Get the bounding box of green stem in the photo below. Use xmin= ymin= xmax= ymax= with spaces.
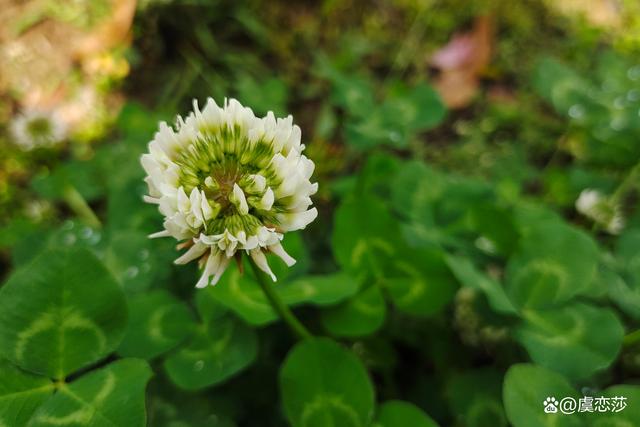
xmin=62 ymin=185 xmax=101 ymax=229
xmin=611 ymin=161 xmax=640 ymax=204
xmin=249 ymin=260 xmax=312 ymax=340
xmin=623 ymin=329 xmax=640 ymax=348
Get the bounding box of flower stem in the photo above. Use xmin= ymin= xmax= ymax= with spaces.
xmin=623 ymin=329 xmax=640 ymax=348
xmin=611 ymin=161 xmax=640 ymax=204
xmin=249 ymin=260 xmax=312 ymax=340
xmin=62 ymin=185 xmax=101 ymax=229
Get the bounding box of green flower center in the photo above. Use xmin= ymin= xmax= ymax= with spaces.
xmin=174 ymin=126 xmax=283 ymax=234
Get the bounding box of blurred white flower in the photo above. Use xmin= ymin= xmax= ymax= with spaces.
xmin=576 ymin=189 xmax=625 ymax=234
xmin=142 ymin=98 xmax=318 ymax=288
xmin=9 ymin=109 xmax=67 ymax=150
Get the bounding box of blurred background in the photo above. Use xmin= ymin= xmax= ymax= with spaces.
xmin=2 ymin=0 xmax=640 ymax=426
xmin=1 ymin=0 xmax=640 ymax=228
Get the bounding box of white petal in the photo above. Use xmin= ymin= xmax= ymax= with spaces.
xmin=269 ymin=242 xmax=296 ymax=267
xmin=231 ymin=183 xmax=249 ymax=215
xmin=195 ymin=252 xmax=219 ymax=288
xmin=200 ymin=191 xmax=215 ymax=220
xmin=224 ymin=240 xmax=238 ymax=257
xmin=286 ymin=125 xmax=302 ymax=153
xmin=310 ymin=182 xmax=319 ymax=195
xmin=202 ymin=98 xmax=222 ymax=127
xmin=243 ymin=235 xmax=259 ymax=250
xmin=249 ymin=249 xmax=276 ymax=281
xmin=199 ymin=233 xmax=223 ymax=245
xmin=210 ymin=255 xmax=232 ymax=286
xmin=174 ymin=242 xmax=208 ymax=265
xmin=576 ymin=189 xmax=601 ymax=214
xmin=250 ymin=174 xmax=267 ymax=192
xmin=279 ymin=208 xmax=318 ymax=231
xmin=259 ymin=188 xmax=275 ymax=210
xmin=257 ymin=226 xmax=272 ymax=244
xmin=143 ymin=195 xmax=160 ymax=204
xmin=149 ymin=230 xmax=171 ymax=238
xmin=177 ymin=186 xmax=190 ymax=212
xmin=300 ymin=155 xmax=315 ymax=180
xmin=189 ymin=188 xmax=203 ymax=222
xmin=204 ymin=176 xmax=216 ymax=188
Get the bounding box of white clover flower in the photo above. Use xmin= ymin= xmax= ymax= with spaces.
xmin=576 ymin=189 xmax=624 ymax=234
xmin=142 ymin=98 xmax=318 ymax=288
xmin=9 ymin=109 xmax=67 ymax=150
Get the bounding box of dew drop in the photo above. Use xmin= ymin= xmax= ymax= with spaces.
xmin=89 ymin=231 xmax=102 ymax=245
xmin=141 ymin=263 xmax=151 ymax=273
xmin=88 ymin=232 xmax=102 ymax=245
xmin=62 ymin=220 xmax=75 ymax=231
xmin=63 ymin=233 xmax=77 ymax=246
xmin=125 ymin=266 xmax=139 ymax=279
xmin=613 ymin=96 xmax=626 ymax=109
xmin=627 ymin=90 xmax=640 ymax=102
xmin=80 ymin=227 xmax=94 ymax=239
xmin=627 ymin=65 xmax=640 ymax=81
xmin=568 ymin=104 xmax=585 ymax=119
xmin=388 ymin=131 xmax=401 ymax=143
xmin=193 ymin=360 xmax=205 ymax=371
xmin=610 ymin=117 xmax=626 ymax=131
xmin=475 ymin=236 xmax=497 ymax=254
xmin=139 ymin=249 xmax=150 ymax=260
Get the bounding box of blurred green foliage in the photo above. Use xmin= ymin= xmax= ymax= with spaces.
xmin=1 ymin=0 xmax=640 ymax=426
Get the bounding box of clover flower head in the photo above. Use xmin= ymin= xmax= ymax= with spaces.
xmin=142 ymin=98 xmax=318 ymax=288
xmin=576 ymin=189 xmax=624 ymax=234
xmin=10 ymin=109 xmax=67 ymax=150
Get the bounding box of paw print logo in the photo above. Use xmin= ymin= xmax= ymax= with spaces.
xmin=544 ymin=397 xmax=559 ymax=414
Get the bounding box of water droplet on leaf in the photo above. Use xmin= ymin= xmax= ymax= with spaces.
xmin=80 ymin=227 xmax=94 ymax=239
xmin=610 ymin=117 xmax=626 ymax=131
xmin=63 ymin=233 xmax=76 ymax=246
xmin=388 ymin=131 xmax=401 ymax=143
xmin=627 ymin=65 xmax=640 ymax=81
xmin=568 ymin=104 xmax=585 ymax=119
xmin=87 ymin=232 xmax=102 ymax=245
xmin=125 ymin=266 xmax=139 ymax=279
